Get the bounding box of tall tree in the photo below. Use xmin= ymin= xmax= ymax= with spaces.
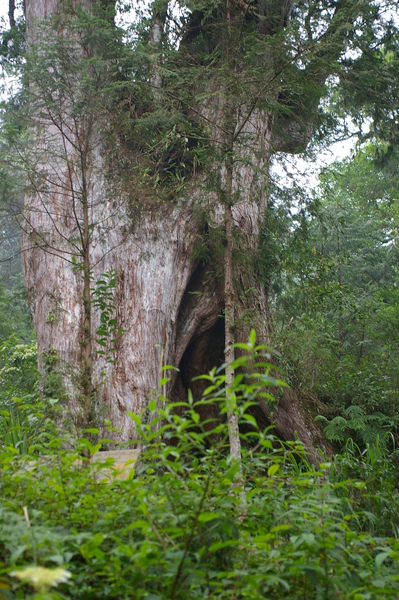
xmin=19 ymin=0 xmax=394 ymax=453
xmin=21 ymin=0 xmax=123 ymax=428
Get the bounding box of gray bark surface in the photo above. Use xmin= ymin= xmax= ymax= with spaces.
xmin=23 ymin=0 xmax=331 ymax=458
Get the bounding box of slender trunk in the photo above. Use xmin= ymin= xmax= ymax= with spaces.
xmin=337 ymin=234 xmax=343 ymax=361
xmin=357 ymin=323 xmax=365 ymax=364
xmin=80 ymin=121 xmax=93 ymax=427
xmin=9 ymin=0 xmax=15 ymax=28
xmin=224 ymin=146 xmax=242 ymax=462
xmin=224 ymin=141 xmax=247 ymax=515
xmin=149 ymin=4 xmax=167 ymax=103
xmin=82 ymin=235 xmax=92 ymax=426
xmin=223 ymin=0 xmax=242 ymax=464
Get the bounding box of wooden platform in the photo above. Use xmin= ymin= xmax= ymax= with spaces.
xmin=91 ymin=449 xmax=141 ymax=482
xmin=24 ymin=449 xmax=141 ymax=483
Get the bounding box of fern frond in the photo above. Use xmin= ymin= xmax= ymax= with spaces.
xmin=345 ymin=405 xmax=365 ymax=419
xmin=362 ymin=425 xmax=381 ymax=446
xmin=324 ymin=416 xmax=349 ymax=442
xmin=315 ymin=415 xmax=329 ymax=424
xmin=365 ymin=413 xmax=390 ymax=424
xmin=349 ymin=417 xmax=366 ymax=431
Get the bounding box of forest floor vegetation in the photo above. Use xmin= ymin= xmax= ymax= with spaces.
xmin=1 ymin=336 xmax=399 ymax=599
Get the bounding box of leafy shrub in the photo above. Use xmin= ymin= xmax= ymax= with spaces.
xmin=316 ymin=405 xmax=392 ymax=447
xmin=0 ymin=337 xmax=57 ymax=455
xmin=0 ymin=337 xmax=38 ymax=404
xmin=1 ymin=337 xmax=399 ymax=599
xmin=331 ymin=437 xmax=399 ymax=537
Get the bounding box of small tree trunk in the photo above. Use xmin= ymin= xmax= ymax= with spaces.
xmin=149 ymin=3 xmax=167 ymax=103
xmin=82 ymin=244 xmax=93 ymax=426
xmin=9 ymin=0 xmax=16 ymax=28
xmin=80 ymin=120 xmax=93 ymax=428
xmin=223 ymin=0 xmax=242 ymax=464
xmin=224 ymin=147 xmax=242 ymax=463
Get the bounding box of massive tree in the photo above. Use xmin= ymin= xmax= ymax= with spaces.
xmin=20 ymin=0 xmax=388 ymax=454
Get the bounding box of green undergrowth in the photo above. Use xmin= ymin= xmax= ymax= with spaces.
xmin=1 ymin=337 xmax=399 ymax=599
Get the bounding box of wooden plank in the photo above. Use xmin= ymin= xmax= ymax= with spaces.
xmin=24 ymin=449 xmax=141 ymax=483
xmin=91 ymin=449 xmax=140 ymax=482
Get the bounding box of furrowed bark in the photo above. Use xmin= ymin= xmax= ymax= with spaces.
xmin=22 ymin=0 xmax=348 ymax=460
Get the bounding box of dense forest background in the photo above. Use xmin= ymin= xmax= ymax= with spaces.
xmin=2 ymin=1 xmax=399 ymax=598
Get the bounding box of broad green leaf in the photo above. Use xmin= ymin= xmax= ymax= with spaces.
xmin=268 ymin=464 xmax=280 ymax=476
xmin=198 ymin=512 xmax=220 ymax=523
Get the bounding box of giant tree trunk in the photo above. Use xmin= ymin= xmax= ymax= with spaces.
xmin=22 ymin=0 xmax=331 ymax=458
